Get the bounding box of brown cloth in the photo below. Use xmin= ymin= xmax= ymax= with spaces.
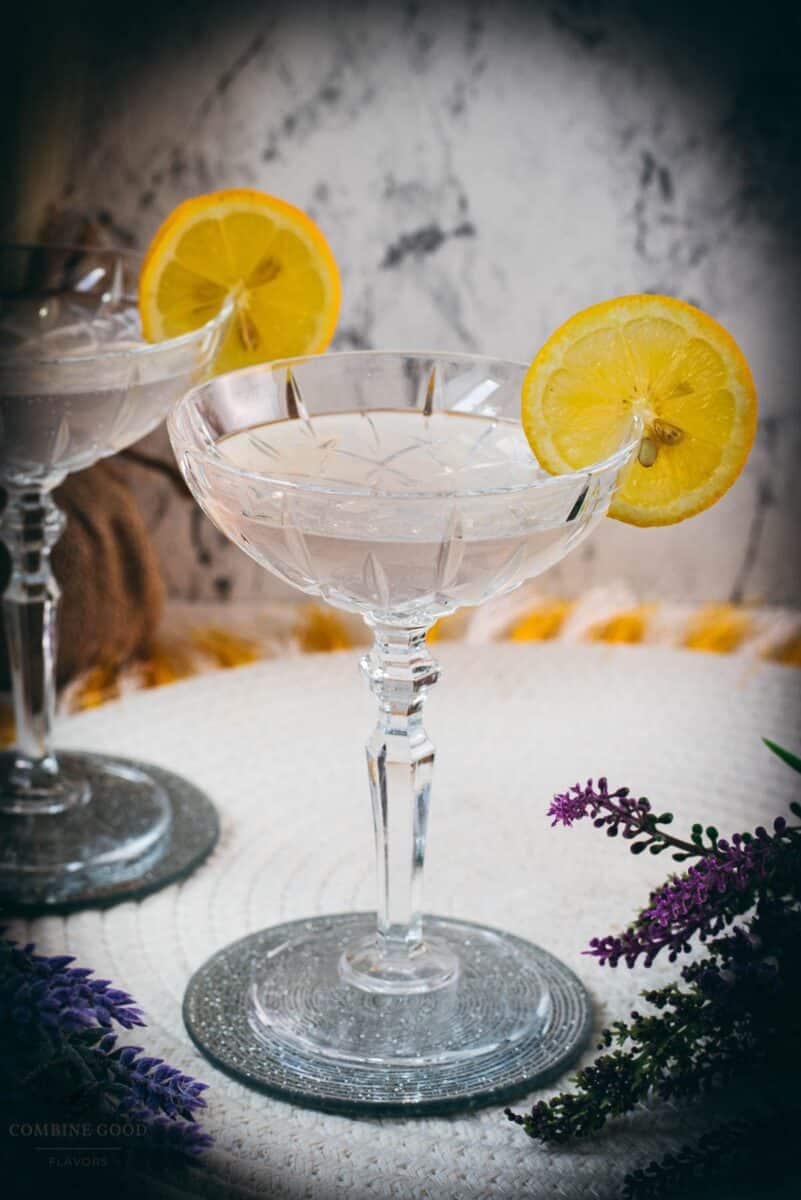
xmin=0 ymin=462 xmax=165 ymax=689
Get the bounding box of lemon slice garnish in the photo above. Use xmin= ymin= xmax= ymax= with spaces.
xmin=139 ymin=188 xmax=340 ymax=372
xmin=522 ymin=294 xmax=757 ymax=526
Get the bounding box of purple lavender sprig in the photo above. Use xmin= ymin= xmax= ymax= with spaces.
xmin=549 ymin=778 xmax=801 ymax=967
xmin=548 ymin=777 xmax=699 ymax=857
xmin=0 ymin=932 xmax=212 ymax=1158
xmin=70 ymin=1028 xmax=209 ymax=1125
xmin=507 ymin=739 xmax=801 ymax=1200
xmin=589 ymin=820 xmax=795 ymax=967
xmin=0 ymin=937 xmax=145 ymax=1034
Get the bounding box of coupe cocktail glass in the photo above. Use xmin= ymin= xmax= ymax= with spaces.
xmin=0 ymin=244 xmax=228 ymax=908
xmin=172 ymin=351 xmax=638 ymax=1111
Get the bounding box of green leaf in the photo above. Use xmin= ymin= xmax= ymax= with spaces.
xmin=763 ymin=738 xmax=801 ymax=775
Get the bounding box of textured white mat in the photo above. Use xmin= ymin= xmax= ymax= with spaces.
xmin=8 ymin=644 xmax=800 ymax=1199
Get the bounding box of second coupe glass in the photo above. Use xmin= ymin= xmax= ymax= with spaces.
xmin=0 ymin=245 xmax=228 ymax=908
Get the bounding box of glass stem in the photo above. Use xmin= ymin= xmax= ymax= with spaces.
xmin=0 ymin=485 xmax=69 ymax=810
xmin=361 ymin=622 xmax=439 ymax=958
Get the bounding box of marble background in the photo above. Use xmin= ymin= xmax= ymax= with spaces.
xmin=26 ymin=0 xmax=801 ymax=604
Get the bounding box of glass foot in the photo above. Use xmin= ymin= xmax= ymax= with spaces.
xmin=184 ymin=912 xmax=592 ymax=1114
xmin=0 ymin=750 xmax=90 ymax=815
xmin=339 ymin=930 xmax=459 ymax=994
xmin=0 ymin=752 xmax=219 ymax=910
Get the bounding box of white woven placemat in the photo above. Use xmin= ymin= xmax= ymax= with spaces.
xmin=8 ymin=644 xmax=800 ymax=1199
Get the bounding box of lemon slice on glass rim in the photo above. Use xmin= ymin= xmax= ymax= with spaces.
xmin=138 ymin=188 xmax=341 ymax=374
xmin=521 ymin=294 xmax=758 ymax=526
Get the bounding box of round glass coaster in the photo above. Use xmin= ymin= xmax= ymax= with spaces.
xmin=0 ymin=752 xmax=219 ymax=912
xmin=184 ymin=912 xmax=593 ymax=1115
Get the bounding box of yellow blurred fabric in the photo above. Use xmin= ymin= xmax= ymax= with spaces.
xmin=0 ymin=598 xmax=798 ymax=746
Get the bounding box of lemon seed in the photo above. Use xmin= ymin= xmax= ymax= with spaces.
xmin=653 ymin=418 xmax=684 ymax=445
xmin=638 ymin=437 xmax=658 ymax=467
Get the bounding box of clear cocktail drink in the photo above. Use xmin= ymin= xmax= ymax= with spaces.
xmin=1 ymin=297 xmax=196 ymax=485
xmin=206 ymin=408 xmax=602 ymax=620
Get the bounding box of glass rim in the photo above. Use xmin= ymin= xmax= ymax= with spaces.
xmin=0 ymin=242 xmax=233 ymax=368
xmin=173 ymin=349 xmax=641 ymax=501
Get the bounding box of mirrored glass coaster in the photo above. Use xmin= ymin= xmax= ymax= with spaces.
xmin=0 ymin=754 xmax=219 ymax=913
xmin=183 ymin=912 xmax=593 ymax=1115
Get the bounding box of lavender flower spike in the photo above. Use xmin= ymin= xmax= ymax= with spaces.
xmin=587 ymin=830 xmax=783 ymax=967
xmin=546 ymin=779 xmax=801 ymax=968
xmin=548 ymin=778 xmax=666 ymax=844
xmin=76 ymin=1029 xmax=210 ymax=1124
xmin=549 ymin=778 xmax=628 ymax=827
xmin=1 ymin=935 xmax=145 ymax=1034
xmin=0 ymin=932 xmax=213 ymax=1158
